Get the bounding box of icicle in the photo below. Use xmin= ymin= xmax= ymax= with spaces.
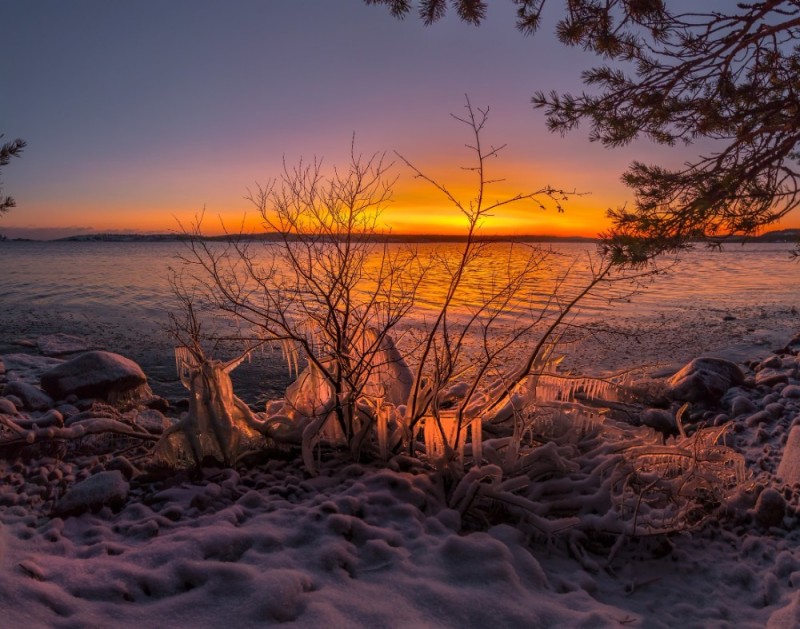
xmin=471 ymin=416 xmax=482 ymax=463
xmin=174 ymin=346 xmax=198 ymax=390
xmin=423 ymin=411 xmax=461 ymax=462
xmin=280 ymin=339 xmax=300 ymax=378
xmin=376 ymin=403 xmax=389 ymax=461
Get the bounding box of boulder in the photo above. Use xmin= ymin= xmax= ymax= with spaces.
xmin=41 ymin=351 xmax=147 ymax=400
xmin=667 ymin=357 xmax=745 ymax=404
xmin=2 ymin=381 xmax=54 ymax=411
xmin=53 ymin=470 xmax=129 ymax=516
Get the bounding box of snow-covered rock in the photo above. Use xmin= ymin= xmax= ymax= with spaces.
xmin=754 ymin=487 xmax=786 ymax=528
xmin=40 ymin=351 xmax=148 ymax=400
xmin=53 ymin=470 xmax=130 ymax=516
xmin=667 ymin=357 xmax=745 ymax=404
xmin=2 ymin=381 xmax=54 ymax=411
xmin=729 ymin=395 xmax=757 ymax=416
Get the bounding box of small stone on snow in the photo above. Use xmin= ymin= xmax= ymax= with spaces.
xmin=53 ymin=470 xmax=130 ymax=516
xmin=754 ymin=488 xmax=786 ymax=528
xmin=667 ymin=357 xmax=745 ymax=404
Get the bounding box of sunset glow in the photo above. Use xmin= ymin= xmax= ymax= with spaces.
xmin=5 ymin=1 xmax=797 ymax=240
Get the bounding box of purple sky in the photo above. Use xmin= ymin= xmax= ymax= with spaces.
xmin=3 ymin=0 xmax=791 ymax=239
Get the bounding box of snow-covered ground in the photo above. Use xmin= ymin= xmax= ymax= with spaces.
xmin=1 ymin=324 xmax=800 ymax=628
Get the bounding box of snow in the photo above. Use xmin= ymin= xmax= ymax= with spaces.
xmin=1 ymin=329 xmax=800 ymax=627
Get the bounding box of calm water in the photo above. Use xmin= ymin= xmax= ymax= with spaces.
xmin=1 ymin=240 xmax=798 ymax=402
xmin=1 ymin=240 xmax=798 ymax=318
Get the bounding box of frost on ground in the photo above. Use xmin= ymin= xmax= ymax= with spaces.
xmin=1 ymin=330 xmax=800 ymax=627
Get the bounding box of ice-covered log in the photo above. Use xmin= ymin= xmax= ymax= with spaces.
xmin=154 ymin=352 xmax=268 ymax=468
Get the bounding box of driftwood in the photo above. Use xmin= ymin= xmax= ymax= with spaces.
xmin=0 ymin=415 xmax=158 ymax=448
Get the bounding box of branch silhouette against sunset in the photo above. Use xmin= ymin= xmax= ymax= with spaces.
xmin=2 ymin=3 xmax=800 ymax=627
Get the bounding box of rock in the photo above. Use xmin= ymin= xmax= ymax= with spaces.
xmin=765 ymin=402 xmax=785 ymax=418
xmin=778 ymin=426 xmax=800 ymax=486
xmin=759 ymin=355 xmax=783 ymax=370
xmin=667 ymin=357 xmax=745 ymax=404
xmin=41 ymin=351 xmax=148 ymax=400
xmin=0 ymin=397 xmax=18 ymax=415
xmin=105 ymin=456 xmax=138 ymax=480
xmin=640 ymin=408 xmax=676 ymax=434
xmin=3 ymin=395 xmax=23 ymax=410
xmin=2 ymin=381 xmax=54 ymax=411
xmin=133 ymin=408 xmax=170 ymax=434
xmin=55 ymin=403 xmax=81 ymax=419
xmin=782 ymin=385 xmax=800 ymax=399
xmin=0 ymin=358 xmax=5 ymax=376
xmin=729 ymin=395 xmax=757 ymax=416
xmin=53 ymin=470 xmax=129 ymax=516
xmin=145 ymin=396 xmax=170 ymax=413
xmin=745 ymin=410 xmax=772 ymax=428
xmin=0 ymin=353 xmax=64 ymax=385
xmin=756 ymin=369 xmax=789 ymax=387
xmin=754 ymin=487 xmax=786 ymax=528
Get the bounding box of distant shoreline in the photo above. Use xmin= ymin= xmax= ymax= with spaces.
xmin=4 ymin=232 xmax=601 ymax=244
xmin=2 ymin=228 xmax=798 ymax=244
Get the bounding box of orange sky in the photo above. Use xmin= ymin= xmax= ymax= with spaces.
xmin=3 ymin=2 xmax=800 ymax=240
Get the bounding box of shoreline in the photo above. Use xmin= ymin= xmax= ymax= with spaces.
xmin=0 ymin=326 xmax=799 ymax=626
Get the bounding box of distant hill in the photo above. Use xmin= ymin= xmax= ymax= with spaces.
xmin=25 ymin=227 xmax=799 ymax=244
xmin=753 ymin=228 xmax=800 ymax=242
xmin=52 ymin=232 xmax=600 ymax=244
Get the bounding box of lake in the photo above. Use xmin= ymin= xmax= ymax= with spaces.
xmin=2 ymin=240 xmax=799 ymax=405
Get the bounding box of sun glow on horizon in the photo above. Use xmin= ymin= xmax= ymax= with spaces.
xmin=6 ymin=159 xmax=800 ymax=240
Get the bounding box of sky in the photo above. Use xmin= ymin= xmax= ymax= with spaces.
xmin=2 ymin=0 xmax=798 ymax=239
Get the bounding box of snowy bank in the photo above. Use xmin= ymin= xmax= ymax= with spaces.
xmin=1 ymin=331 xmax=800 ymax=627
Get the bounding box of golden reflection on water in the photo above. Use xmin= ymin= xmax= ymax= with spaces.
xmin=1 ymin=241 xmax=799 ymax=326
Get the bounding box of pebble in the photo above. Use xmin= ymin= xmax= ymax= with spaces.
xmin=0 ymin=397 xmax=18 ymax=415
xmin=730 ymin=395 xmax=757 ymax=416
xmin=782 ymin=385 xmax=800 ymax=399
xmin=765 ymin=403 xmax=785 ymax=418
xmin=756 ymin=369 xmax=789 ymax=387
